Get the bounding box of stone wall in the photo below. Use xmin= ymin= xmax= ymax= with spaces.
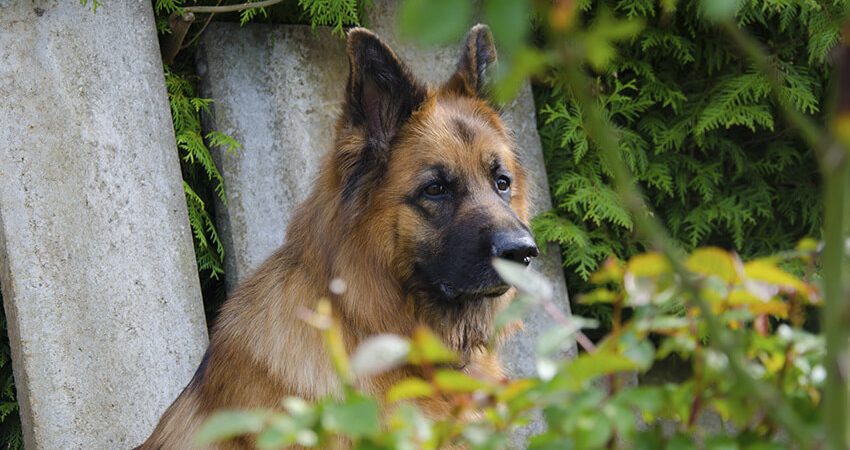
xmin=0 ymin=2 xmax=207 ymax=448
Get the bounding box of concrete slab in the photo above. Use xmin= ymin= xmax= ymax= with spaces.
xmin=0 ymin=2 xmax=208 ymax=448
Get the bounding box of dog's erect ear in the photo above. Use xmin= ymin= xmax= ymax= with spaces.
xmin=340 ymin=28 xmax=427 ymax=204
xmin=344 ymin=28 xmax=426 ymax=140
xmin=443 ymin=24 xmax=497 ymax=99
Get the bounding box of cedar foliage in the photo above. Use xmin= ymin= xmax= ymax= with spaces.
xmin=0 ymin=290 xmax=21 ymax=450
xmin=165 ymin=68 xmax=239 ymax=280
xmin=533 ymin=0 xmax=840 ymax=300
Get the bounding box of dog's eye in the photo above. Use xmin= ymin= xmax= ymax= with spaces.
xmin=423 ymin=182 xmax=446 ymax=198
xmin=496 ymin=176 xmax=511 ymax=192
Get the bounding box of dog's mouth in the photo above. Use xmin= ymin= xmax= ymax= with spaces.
xmin=437 ymin=282 xmax=511 ymax=302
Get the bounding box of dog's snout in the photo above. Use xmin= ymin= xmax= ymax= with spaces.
xmin=490 ymin=231 xmax=539 ymax=266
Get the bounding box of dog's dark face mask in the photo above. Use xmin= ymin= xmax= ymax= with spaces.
xmin=337 ymin=25 xmax=536 ymax=320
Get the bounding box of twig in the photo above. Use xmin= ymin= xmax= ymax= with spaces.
xmin=162 ymin=12 xmax=195 ymax=65
xmin=541 ymin=296 xmax=597 ymax=353
xmin=182 ymin=0 xmax=283 ymax=14
xmin=181 ymin=2 xmax=220 ymax=50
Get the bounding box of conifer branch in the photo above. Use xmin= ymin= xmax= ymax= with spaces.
xmin=719 ymin=20 xmax=835 ymax=171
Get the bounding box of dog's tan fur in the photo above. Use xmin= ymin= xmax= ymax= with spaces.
xmin=139 ymin=25 xmax=530 ymax=449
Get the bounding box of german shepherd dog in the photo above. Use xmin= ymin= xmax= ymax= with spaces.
xmin=139 ymin=24 xmax=538 ymax=449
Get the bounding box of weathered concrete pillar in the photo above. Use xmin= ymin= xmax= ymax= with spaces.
xmin=0 ymin=2 xmax=208 ymax=448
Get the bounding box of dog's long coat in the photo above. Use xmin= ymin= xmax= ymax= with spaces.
xmin=139 ymin=24 xmax=537 ymax=449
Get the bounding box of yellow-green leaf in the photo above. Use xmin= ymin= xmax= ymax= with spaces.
xmin=322 ymin=395 xmax=381 ymax=438
xmin=728 ymin=288 xmax=765 ymax=305
xmin=686 ymin=247 xmax=738 ymax=283
xmin=796 ymin=237 xmax=819 ymax=253
xmin=589 ymin=256 xmax=624 ymax=284
xmin=749 ymin=300 xmax=789 ymax=318
xmin=434 ymin=370 xmax=489 ymax=393
xmin=387 ymin=378 xmax=435 ymax=403
xmin=579 ymin=288 xmax=617 ymax=304
xmin=744 ymin=260 xmax=811 ymax=296
xmin=195 ymin=410 xmax=270 ymax=445
xmin=497 ymin=379 xmax=537 ymax=402
xmin=626 ymin=252 xmax=671 ymax=278
xmin=408 ymin=327 xmax=458 ymax=365
xmin=492 ymin=258 xmax=553 ymax=300
xmin=554 ymin=352 xmax=638 ymax=391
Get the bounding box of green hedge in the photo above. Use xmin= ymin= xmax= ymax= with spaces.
xmin=533 ymin=1 xmax=840 ymax=303
xmin=0 ymin=290 xmax=21 ymax=450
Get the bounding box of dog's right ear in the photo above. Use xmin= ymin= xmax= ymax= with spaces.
xmin=443 ymin=24 xmax=497 ymax=100
xmin=339 ymin=28 xmax=427 ymax=205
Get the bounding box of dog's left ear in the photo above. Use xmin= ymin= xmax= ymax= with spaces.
xmin=443 ymin=24 xmax=498 ymax=99
xmin=344 ymin=29 xmax=427 ymax=144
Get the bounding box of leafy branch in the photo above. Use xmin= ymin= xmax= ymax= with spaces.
xmin=555 ymin=51 xmax=816 ymax=446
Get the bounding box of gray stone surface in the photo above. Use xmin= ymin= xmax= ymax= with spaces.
xmin=0 ymin=2 xmax=208 ymax=448
xmin=199 ymin=0 xmax=573 ymax=425
xmin=197 ymin=25 xmax=349 ymax=291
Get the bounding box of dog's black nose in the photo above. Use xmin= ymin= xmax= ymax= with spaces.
xmin=491 ymin=231 xmax=539 ymax=266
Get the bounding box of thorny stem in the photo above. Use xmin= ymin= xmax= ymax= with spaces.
xmin=687 ymin=308 xmax=704 ymax=430
xmin=555 ymin=46 xmax=815 ymax=445
xmin=605 ymin=298 xmax=624 ymax=399
xmin=542 ymin=295 xmax=596 ymax=352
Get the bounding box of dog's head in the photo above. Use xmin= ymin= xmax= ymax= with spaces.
xmin=332 ymin=25 xmax=536 ymax=349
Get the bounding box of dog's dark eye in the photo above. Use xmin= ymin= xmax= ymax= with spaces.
xmin=424 ymin=182 xmax=446 ymax=198
xmin=496 ymin=176 xmax=511 ymax=192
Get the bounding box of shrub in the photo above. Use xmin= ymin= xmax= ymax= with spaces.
xmin=532 ymin=0 xmax=841 ymax=300
xmin=196 ymin=249 xmax=826 ymax=449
